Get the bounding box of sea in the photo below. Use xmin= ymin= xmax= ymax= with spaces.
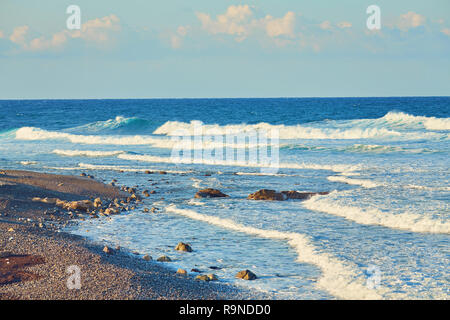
xmin=0 ymin=97 xmax=448 ymax=299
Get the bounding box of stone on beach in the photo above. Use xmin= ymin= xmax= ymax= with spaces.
xmin=64 ymin=200 xmax=94 ymax=212
xmin=175 ymin=242 xmax=193 ymax=252
xmin=93 ymin=198 xmax=102 ymax=208
xmin=143 ymin=254 xmax=152 ymax=261
xmin=157 ymin=255 xmax=172 ymax=262
xmin=195 ymin=275 xmax=210 ymax=281
xmin=104 ymin=208 xmax=118 ymax=215
xmin=177 ymin=269 xmax=187 ymax=275
xmin=0 ymin=251 xmax=12 ymax=258
xmin=103 ymin=246 xmax=114 ymax=255
xmin=194 ymin=188 xmax=229 ymax=199
xmin=207 ymin=274 xmax=218 ymax=281
xmin=235 ymin=270 xmax=257 ymax=280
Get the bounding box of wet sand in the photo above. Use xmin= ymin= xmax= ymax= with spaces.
xmin=0 ymin=170 xmax=249 ymax=300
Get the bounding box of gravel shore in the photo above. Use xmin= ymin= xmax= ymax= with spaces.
xmin=0 ymin=170 xmax=252 ymax=300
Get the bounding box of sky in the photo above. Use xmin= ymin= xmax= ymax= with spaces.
xmin=0 ymin=0 xmax=449 ymax=99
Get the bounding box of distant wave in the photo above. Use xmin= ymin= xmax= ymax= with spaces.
xmin=166 ymin=205 xmax=384 ymax=299
xmin=381 ymin=111 xmax=450 ymax=131
xmin=15 ymin=127 xmax=165 ymax=146
xmin=154 ymin=120 xmax=402 ymax=140
xmin=281 ymin=144 xmax=441 ymax=154
xmin=303 ymin=192 xmax=450 ymax=234
xmin=53 ymin=149 xmax=125 ymax=157
xmin=153 ymin=111 xmax=449 ymax=140
xmin=69 ymin=116 xmax=153 ymax=133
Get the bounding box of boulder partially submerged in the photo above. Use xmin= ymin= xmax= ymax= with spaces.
xmin=175 ymin=242 xmax=193 ymax=252
xmin=247 ymin=189 xmax=284 ymax=201
xmin=235 ymin=270 xmax=257 ymax=280
xmin=281 ymin=190 xmax=329 ymax=200
xmin=194 ymin=188 xmax=229 ymax=199
xmin=248 ymin=189 xmax=329 ymax=201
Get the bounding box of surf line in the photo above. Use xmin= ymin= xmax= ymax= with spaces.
xmin=166 ymin=205 xmax=385 ymax=300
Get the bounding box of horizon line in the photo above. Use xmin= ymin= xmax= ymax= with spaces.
xmin=1 ymin=95 xmax=449 ymax=101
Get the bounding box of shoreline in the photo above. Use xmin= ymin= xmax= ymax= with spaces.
xmin=0 ymin=170 xmax=253 ymax=300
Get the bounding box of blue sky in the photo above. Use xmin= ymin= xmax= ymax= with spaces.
xmin=0 ymin=0 xmax=449 ymax=98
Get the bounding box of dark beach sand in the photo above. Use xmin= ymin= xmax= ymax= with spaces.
xmin=0 ymin=170 xmax=249 ymax=300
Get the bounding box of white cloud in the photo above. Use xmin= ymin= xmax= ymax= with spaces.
xmin=397 ymin=12 xmax=426 ymax=31
xmin=320 ymin=21 xmax=352 ymax=31
xmin=10 ymin=25 xmax=29 ymax=45
xmin=196 ymin=5 xmax=296 ymax=42
xmin=337 ymin=21 xmax=352 ymax=29
xmin=264 ymin=12 xmax=295 ymax=38
xmin=170 ymin=35 xmax=182 ymax=49
xmin=71 ymin=14 xmax=121 ymax=43
xmin=196 ymin=5 xmax=252 ymax=37
xmin=177 ymin=26 xmax=189 ymax=37
xmin=9 ymin=15 xmax=121 ymax=52
xmin=169 ymin=25 xmax=190 ymax=49
xmin=28 ymin=31 xmax=68 ymax=51
xmin=441 ymin=28 xmax=450 ymax=36
xmin=319 ymin=21 xmax=332 ymax=30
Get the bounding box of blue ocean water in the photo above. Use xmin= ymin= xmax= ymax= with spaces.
xmin=0 ymin=97 xmax=449 ymax=299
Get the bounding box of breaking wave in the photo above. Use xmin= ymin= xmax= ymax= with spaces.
xmin=303 ymin=192 xmax=450 ymax=234
xmin=53 ymin=149 xmax=125 ymax=157
xmin=166 ymin=205 xmax=384 ymax=300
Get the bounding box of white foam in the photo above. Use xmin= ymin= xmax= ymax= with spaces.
xmin=402 ymin=184 xmax=450 ymax=192
xmin=166 ymin=205 xmax=384 ymax=299
xmin=19 ymin=161 xmax=37 ymax=165
xmin=327 ymin=176 xmax=380 ymax=188
xmin=303 ymin=193 xmax=450 ymax=234
xmin=154 ymin=120 xmax=402 ymax=140
xmin=53 ymin=149 xmax=125 ymax=157
xmin=118 ymin=154 xmax=360 ymax=173
xmin=187 ymin=199 xmax=205 ymax=206
xmin=382 ymin=111 xmax=450 ymax=131
xmin=15 ymin=127 xmax=166 ymax=146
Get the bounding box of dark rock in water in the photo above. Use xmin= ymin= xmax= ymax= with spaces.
xmin=207 ymin=274 xmax=218 ymax=281
xmin=195 ymin=188 xmax=229 ymax=199
xmin=281 ymin=191 xmax=329 ymax=200
xmin=191 ymin=268 xmax=202 ymax=273
xmin=80 ymin=173 xmax=87 ymax=177
xmin=195 ymin=275 xmax=210 ymax=281
xmin=209 ymin=266 xmax=221 ymax=270
xmin=235 ymin=269 xmax=257 ymax=280
xmin=248 ymin=189 xmax=328 ymax=201
xmin=144 ymin=170 xmax=154 ymax=174
xmin=103 ymin=246 xmax=114 ymax=255
xmin=177 ymin=269 xmax=187 ymax=275
xmin=175 ymin=242 xmax=193 ymax=252
xmin=247 ymin=189 xmax=284 ymax=201
xmin=157 ymin=255 xmax=172 ymax=262
xmin=159 ymin=171 xmax=167 ymax=175
xmin=143 ymin=254 xmax=152 ymax=261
